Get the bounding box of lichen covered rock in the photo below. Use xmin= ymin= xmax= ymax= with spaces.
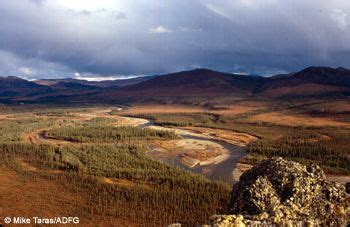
xmin=216 ymin=158 xmax=349 ymax=225
xmin=346 ymin=182 xmax=350 ymax=194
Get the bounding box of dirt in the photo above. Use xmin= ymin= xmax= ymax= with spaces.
xmin=183 ymin=149 xmax=223 ymax=161
xmin=182 ymin=126 xmax=257 ymax=146
xmin=232 ymin=163 xmax=254 ymax=182
xmin=0 ymin=114 xmax=10 ymax=120
xmin=149 ymin=138 xmax=229 ymax=168
xmin=23 ymin=127 xmax=77 ymax=146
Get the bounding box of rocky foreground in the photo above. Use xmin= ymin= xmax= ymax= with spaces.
xmin=211 ymin=158 xmax=349 ymax=226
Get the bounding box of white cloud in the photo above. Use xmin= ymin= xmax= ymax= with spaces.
xmin=18 ymin=66 xmax=34 ymax=75
xmin=149 ymin=26 xmax=172 ymax=34
xmin=331 ymin=9 xmax=348 ymax=30
xmin=204 ymin=3 xmax=230 ymax=19
xmin=74 ymin=74 xmax=145 ymax=81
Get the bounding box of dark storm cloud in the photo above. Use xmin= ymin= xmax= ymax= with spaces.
xmin=0 ymin=0 xmax=350 ymax=79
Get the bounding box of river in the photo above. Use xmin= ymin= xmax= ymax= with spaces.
xmin=136 ymin=117 xmax=247 ymax=185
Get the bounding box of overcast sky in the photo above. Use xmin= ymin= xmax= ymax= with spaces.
xmin=0 ymin=0 xmax=350 ymax=80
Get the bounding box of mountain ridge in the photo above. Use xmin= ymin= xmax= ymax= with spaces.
xmin=34 ymin=76 xmax=156 ymax=88
xmin=0 ymin=66 xmax=349 ymax=103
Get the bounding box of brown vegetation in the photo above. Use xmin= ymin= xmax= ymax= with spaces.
xmin=0 ymin=101 xmax=349 ymax=225
xmin=248 ymin=111 xmax=350 ymax=128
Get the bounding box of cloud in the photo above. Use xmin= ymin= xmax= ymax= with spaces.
xmin=149 ymin=26 xmax=172 ymax=34
xmin=74 ymin=72 xmax=144 ymax=81
xmin=0 ymin=0 xmax=350 ymax=78
xmin=331 ymin=9 xmax=349 ymax=30
xmin=75 ymin=74 xmax=145 ymax=81
xmin=18 ymin=67 xmax=34 ymax=75
xmin=0 ymin=50 xmax=75 ymax=79
xmin=28 ymin=0 xmax=46 ymax=6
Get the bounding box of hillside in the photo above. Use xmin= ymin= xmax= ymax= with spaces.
xmin=92 ymin=69 xmax=266 ymax=103
xmin=0 ymin=76 xmax=53 ymax=102
xmin=122 ymin=69 xmax=264 ymax=94
xmin=0 ymin=76 xmax=101 ymax=103
xmin=34 ymin=76 xmax=155 ymax=88
xmin=91 ymin=67 xmax=350 ymax=103
xmin=259 ymin=67 xmax=350 ymax=98
xmin=0 ymin=66 xmax=350 ymax=104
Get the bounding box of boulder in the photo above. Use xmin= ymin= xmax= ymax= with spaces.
xmin=213 ymin=158 xmax=349 ymax=225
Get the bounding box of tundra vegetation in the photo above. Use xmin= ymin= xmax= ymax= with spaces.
xmin=125 ymin=104 xmax=350 ymax=174
xmin=0 ymin=109 xmax=229 ymax=225
xmin=46 ymin=126 xmax=178 ymax=143
xmin=0 ymin=101 xmax=349 ymax=225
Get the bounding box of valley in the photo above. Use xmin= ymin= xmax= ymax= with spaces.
xmin=2 ymin=1 xmax=350 ymax=224
xmin=0 ymin=66 xmax=350 ymax=225
xmin=11 ymin=107 xmax=255 ymax=185
xmin=0 ymin=96 xmax=349 ymax=225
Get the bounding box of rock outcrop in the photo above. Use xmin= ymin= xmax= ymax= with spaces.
xmin=212 ymin=158 xmax=349 ymax=226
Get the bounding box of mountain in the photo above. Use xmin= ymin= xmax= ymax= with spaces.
xmin=2 ymin=75 xmax=156 ymax=103
xmin=93 ymin=67 xmax=350 ymax=102
xmin=259 ymin=66 xmax=350 ymax=98
xmin=0 ymin=76 xmax=102 ymax=103
xmin=34 ymin=76 xmax=155 ymax=88
xmin=0 ymin=76 xmax=53 ymax=102
xmin=94 ymin=69 xmax=266 ymax=102
xmin=50 ymin=81 xmax=100 ymax=91
xmin=105 ymin=76 xmax=157 ymax=87
xmin=1 ymin=66 xmax=350 ymax=104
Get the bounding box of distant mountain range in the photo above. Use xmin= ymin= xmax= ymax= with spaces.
xmin=34 ymin=76 xmax=156 ymax=88
xmin=0 ymin=66 xmax=349 ymax=104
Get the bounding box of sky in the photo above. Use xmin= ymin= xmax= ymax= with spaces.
xmin=0 ymin=0 xmax=350 ymax=80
